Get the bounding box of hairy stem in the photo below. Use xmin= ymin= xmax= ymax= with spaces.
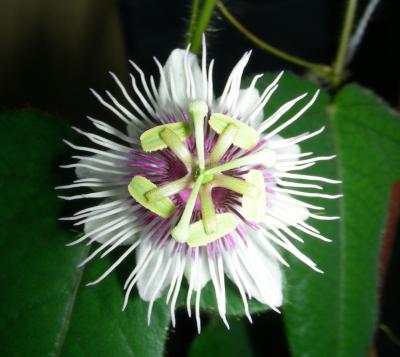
xmin=186 ymin=0 xmax=201 ymax=45
xmin=346 ymin=0 xmax=380 ymax=64
xmin=216 ymin=1 xmax=331 ymax=77
xmin=189 ymin=0 xmax=218 ymax=53
xmin=332 ymin=0 xmax=359 ymax=87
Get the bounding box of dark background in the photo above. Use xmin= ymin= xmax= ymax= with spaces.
xmin=0 ymin=0 xmax=399 ymax=355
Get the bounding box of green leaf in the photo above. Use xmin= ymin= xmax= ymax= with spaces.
xmin=59 ymin=257 xmax=170 ymax=357
xmin=0 ymin=111 xmax=170 ymax=356
xmin=189 ymin=318 xmax=254 ymax=357
xmin=257 ymin=73 xmax=400 ymax=356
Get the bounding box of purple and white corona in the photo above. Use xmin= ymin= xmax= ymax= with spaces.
xmin=59 ymin=38 xmax=340 ymax=332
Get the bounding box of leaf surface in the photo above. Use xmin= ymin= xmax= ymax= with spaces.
xmin=189 ymin=318 xmax=254 ymax=357
xmin=259 ymin=74 xmax=400 ymax=356
xmin=0 ymin=111 xmax=171 ymax=357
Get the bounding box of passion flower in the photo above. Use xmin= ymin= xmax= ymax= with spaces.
xmin=59 ymin=38 xmax=340 ymax=332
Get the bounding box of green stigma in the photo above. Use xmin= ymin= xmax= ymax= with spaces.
xmin=193 ymin=167 xmax=214 ymax=184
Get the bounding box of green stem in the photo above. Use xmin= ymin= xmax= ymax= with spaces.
xmin=331 ymin=0 xmax=358 ymax=87
xmin=216 ymin=1 xmax=331 ymax=77
xmin=186 ymin=0 xmax=200 ymax=45
xmin=379 ymin=324 xmax=400 ymax=348
xmin=190 ymin=0 xmax=218 ymax=53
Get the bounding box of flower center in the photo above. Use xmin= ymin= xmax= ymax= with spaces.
xmin=193 ymin=167 xmax=213 ymax=184
xmin=128 ymin=100 xmax=276 ymax=247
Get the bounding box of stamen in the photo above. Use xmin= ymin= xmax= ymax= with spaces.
xmin=242 ymin=170 xmax=266 ymax=222
xmin=200 ymin=184 xmax=217 ymax=234
xmin=140 ymin=122 xmax=191 ymax=152
xmin=171 ymin=174 xmax=204 ymax=243
xmin=128 ymin=176 xmax=176 ymax=218
xmin=159 ymin=128 xmax=193 ymax=166
xmin=205 ymin=148 xmax=276 ymax=175
xmin=186 ymin=213 xmax=238 ymax=247
xmin=189 ymin=100 xmax=208 ymax=169
xmin=209 ymin=113 xmax=259 ymax=150
xmin=214 ymin=174 xmax=259 ymax=197
xmin=208 ymin=124 xmax=238 ymax=164
xmin=146 ymin=175 xmax=192 ymax=202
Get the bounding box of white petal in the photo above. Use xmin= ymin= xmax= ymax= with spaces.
xmin=234 ymin=87 xmax=263 ymax=126
xmin=136 ymin=241 xmax=175 ymax=301
xmin=267 ymin=134 xmax=301 ymax=157
xmin=265 ymin=135 xmax=302 ymax=176
xmin=268 ymin=191 xmax=310 ymax=224
xmin=225 ymin=233 xmax=283 ymax=307
xmin=184 ymin=248 xmax=211 ymax=291
xmin=158 ymin=49 xmax=204 ymax=113
xmin=126 ymin=122 xmax=145 ymax=144
xmin=83 ymin=200 xmax=138 ymax=245
xmin=75 ymin=151 xmax=130 ymax=183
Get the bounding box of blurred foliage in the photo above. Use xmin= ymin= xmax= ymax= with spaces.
xmin=0 ymin=0 xmax=128 ymax=122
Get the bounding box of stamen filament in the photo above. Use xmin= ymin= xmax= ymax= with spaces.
xmin=146 ymin=175 xmax=192 ymax=202
xmin=205 ymin=148 xmax=276 ymax=175
xmin=171 ymin=174 xmax=204 ymax=243
xmin=160 ymin=128 xmax=193 ymax=166
xmin=200 ymin=184 xmax=217 ymax=234
xmin=189 ymin=100 xmax=208 ymax=169
xmin=214 ymin=174 xmax=259 ymax=197
xmin=208 ymin=124 xmax=238 ymax=164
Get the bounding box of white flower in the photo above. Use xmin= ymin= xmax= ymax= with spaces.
xmin=58 ymin=37 xmax=340 ymax=332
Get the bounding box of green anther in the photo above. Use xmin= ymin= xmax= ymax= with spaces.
xmin=128 ymin=176 xmax=176 ymax=218
xmin=242 ymin=170 xmax=266 ymax=222
xmin=159 ymin=128 xmax=193 ymax=166
xmin=209 ymin=113 xmax=260 ymax=150
xmin=205 ymin=148 xmax=277 ymax=176
xmin=214 ymin=174 xmax=259 ymax=197
xmin=200 ymin=184 xmax=217 ymax=234
xmin=186 ymin=213 xmax=238 ymax=247
xmin=145 ymin=175 xmax=191 ymax=202
xmin=188 ymin=100 xmax=208 ymax=170
xmin=140 ymin=122 xmax=191 ymax=152
xmin=208 ymin=124 xmax=238 ymax=164
xmin=171 ymin=174 xmax=204 ymax=243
